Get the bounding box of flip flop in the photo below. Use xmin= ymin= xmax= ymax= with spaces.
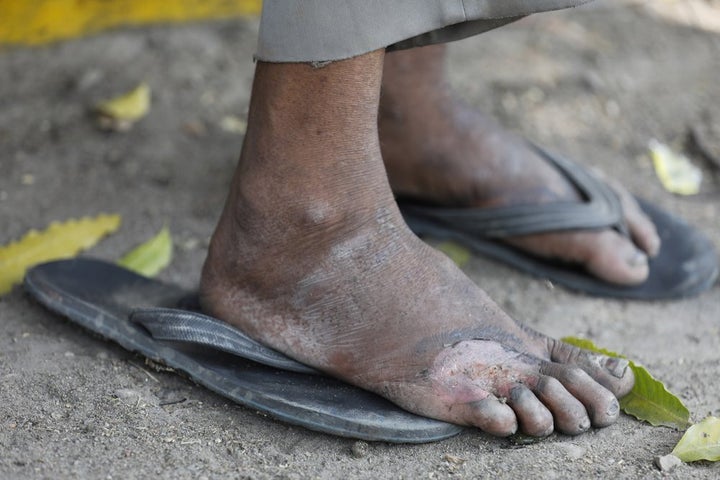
xmin=24 ymin=258 xmax=463 ymax=443
xmin=398 ymin=146 xmax=718 ymax=300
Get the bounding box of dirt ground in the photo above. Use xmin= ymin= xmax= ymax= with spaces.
xmin=1 ymin=1 xmax=719 ymax=478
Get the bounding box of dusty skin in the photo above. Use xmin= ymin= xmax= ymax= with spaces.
xmin=1 ymin=2 xmax=719 ymax=478
xmin=199 ymin=50 xmax=633 ymax=437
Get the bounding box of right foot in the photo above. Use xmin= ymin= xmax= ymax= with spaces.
xmin=200 ymin=53 xmax=634 ymax=437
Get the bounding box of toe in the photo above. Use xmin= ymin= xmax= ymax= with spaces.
xmin=533 ymin=376 xmax=590 ymax=435
xmin=578 ymin=229 xmax=650 ymax=285
xmin=547 ymin=338 xmax=635 ymax=398
xmin=600 ymin=174 xmax=661 ymax=257
xmin=466 ymin=396 xmax=518 ymax=437
xmin=540 ymin=362 xmax=620 ymax=428
xmin=506 ymin=384 xmax=554 ymax=437
xmin=570 ymin=352 xmax=634 ymax=398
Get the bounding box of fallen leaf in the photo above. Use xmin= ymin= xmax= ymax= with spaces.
xmin=95 ymin=83 xmax=151 ymax=131
xmin=620 ymin=365 xmax=691 ymax=429
xmin=649 ymin=139 xmax=702 ymax=195
xmin=118 ymin=226 xmax=173 ymax=277
xmin=219 ymin=115 xmax=247 ymax=134
xmin=436 ymin=242 xmax=471 ymax=267
xmin=672 ymin=416 xmax=720 ymax=462
xmin=443 ymin=454 xmax=466 ymax=465
xmin=562 ymin=336 xmax=690 ymax=429
xmin=0 ymin=214 xmax=121 ymax=295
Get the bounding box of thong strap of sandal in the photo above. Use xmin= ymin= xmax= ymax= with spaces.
xmin=130 ymin=308 xmax=319 ymax=375
xmin=399 ymin=144 xmax=629 ymax=238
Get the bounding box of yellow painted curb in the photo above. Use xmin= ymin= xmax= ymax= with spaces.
xmin=0 ymin=0 xmax=262 ymax=46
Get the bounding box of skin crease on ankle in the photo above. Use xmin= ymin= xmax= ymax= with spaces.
xmin=378 ymin=44 xmax=661 ymax=286
xmin=200 ymin=49 xmax=634 ymax=438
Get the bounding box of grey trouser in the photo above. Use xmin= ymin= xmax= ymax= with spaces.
xmin=256 ymin=0 xmax=592 ymax=62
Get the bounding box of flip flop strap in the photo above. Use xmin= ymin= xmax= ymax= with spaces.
xmin=130 ymin=308 xmax=319 ymax=375
xmin=399 ymin=146 xmax=627 ymax=239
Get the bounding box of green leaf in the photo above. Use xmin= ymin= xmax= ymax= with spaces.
xmin=619 ymin=366 xmax=691 ymax=429
xmin=562 ymin=336 xmax=690 ymax=429
xmin=0 ymin=214 xmax=121 ymax=295
xmin=672 ymin=416 xmax=720 ymax=462
xmin=118 ymin=226 xmax=173 ymax=277
xmin=436 ymin=241 xmax=471 ymax=267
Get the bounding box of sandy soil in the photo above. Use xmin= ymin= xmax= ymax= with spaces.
xmin=1 ymin=1 xmax=719 ymax=478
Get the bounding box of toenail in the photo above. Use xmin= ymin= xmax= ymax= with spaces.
xmin=626 ymin=250 xmax=648 ymax=267
xmin=648 ymin=237 xmax=661 ymax=257
xmin=578 ymin=417 xmax=590 ymax=432
xmin=606 ymin=399 xmax=620 ymax=417
xmin=603 ymin=357 xmax=629 ymax=378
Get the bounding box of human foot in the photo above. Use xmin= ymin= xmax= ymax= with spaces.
xmin=200 ymin=53 xmax=633 ymax=437
xmin=379 ymin=45 xmax=660 ymax=286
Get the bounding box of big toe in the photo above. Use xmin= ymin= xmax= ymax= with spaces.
xmin=582 ymin=230 xmax=650 ymax=285
xmin=508 ymin=229 xmax=650 ymax=286
xmin=547 ymin=338 xmax=635 ymax=398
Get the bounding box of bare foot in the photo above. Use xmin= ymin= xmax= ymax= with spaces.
xmin=380 ymin=45 xmax=660 ymax=285
xmin=200 ymin=52 xmax=633 ymax=437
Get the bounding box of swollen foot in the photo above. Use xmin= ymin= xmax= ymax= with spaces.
xmin=200 ymin=163 xmax=633 ymax=436
xmin=200 ymin=55 xmax=633 ymax=437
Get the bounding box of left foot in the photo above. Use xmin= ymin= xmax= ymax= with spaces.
xmin=200 ymin=53 xmax=634 ymax=437
xmin=379 ymin=45 xmax=661 ymax=286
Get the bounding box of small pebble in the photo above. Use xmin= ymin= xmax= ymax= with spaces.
xmin=351 ymin=441 xmax=369 ymax=458
xmin=654 ymin=454 xmax=682 ymax=472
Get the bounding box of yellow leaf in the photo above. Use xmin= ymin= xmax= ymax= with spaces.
xmin=96 ymin=83 xmax=151 ymax=122
xmin=219 ymin=115 xmax=247 ymax=134
xmin=118 ymin=226 xmax=173 ymax=277
xmin=0 ymin=214 xmax=121 ymax=295
xmin=672 ymin=416 xmax=720 ymax=462
xmin=649 ymin=139 xmax=702 ymax=195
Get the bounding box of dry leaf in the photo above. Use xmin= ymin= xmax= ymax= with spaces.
xmin=95 ymin=83 xmax=151 ymax=131
xmin=0 ymin=214 xmax=121 ymax=294
xmin=649 ymin=139 xmax=702 ymax=195
xmin=219 ymin=115 xmax=247 ymax=134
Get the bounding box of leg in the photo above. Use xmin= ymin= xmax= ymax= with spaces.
xmin=379 ymin=44 xmax=661 ymax=285
xmin=200 ymin=50 xmax=633 ymax=437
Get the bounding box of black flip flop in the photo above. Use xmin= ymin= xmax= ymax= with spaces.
xmin=24 ymin=258 xmax=463 ymax=443
xmin=399 ymin=147 xmax=718 ymax=300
